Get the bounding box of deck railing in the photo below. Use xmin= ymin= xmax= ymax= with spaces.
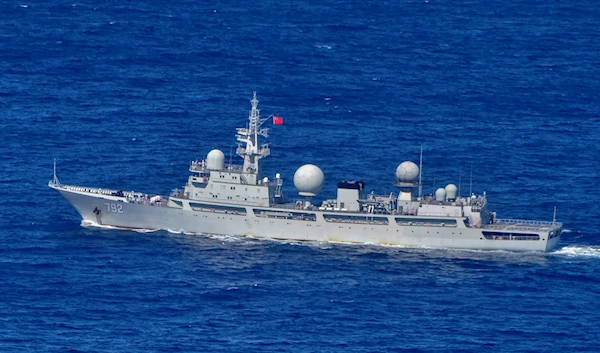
xmin=53 ymin=184 xmax=169 ymax=207
xmin=484 ymin=218 xmax=562 ymax=231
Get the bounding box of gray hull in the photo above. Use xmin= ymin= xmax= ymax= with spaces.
xmin=54 ymin=186 xmax=561 ymax=252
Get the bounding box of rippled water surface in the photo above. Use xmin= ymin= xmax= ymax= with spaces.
xmin=1 ymin=0 xmax=599 ymax=352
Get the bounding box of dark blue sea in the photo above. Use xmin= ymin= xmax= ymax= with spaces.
xmin=2 ymin=0 xmax=600 ymax=352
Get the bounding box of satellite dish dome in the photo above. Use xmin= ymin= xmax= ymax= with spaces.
xmin=435 ymin=188 xmax=447 ymax=202
xmin=445 ymin=184 xmax=457 ymax=200
xmin=395 ymin=161 xmax=420 ymax=182
xmin=206 ymin=149 xmax=225 ymax=170
xmin=294 ymin=164 xmax=324 ymax=197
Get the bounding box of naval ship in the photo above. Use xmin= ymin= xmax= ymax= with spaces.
xmin=49 ymin=93 xmax=563 ymax=252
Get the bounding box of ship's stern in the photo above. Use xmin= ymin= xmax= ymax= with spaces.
xmin=544 ymin=227 xmax=563 ymax=252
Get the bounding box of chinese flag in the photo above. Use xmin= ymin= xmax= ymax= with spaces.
xmin=273 ymin=116 xmax=284 ymax=125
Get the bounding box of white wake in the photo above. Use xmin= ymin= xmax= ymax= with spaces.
xmin=80 ymin=220 xmax=159 ymax=233
xmin=551 ymin=245 xmax=600 ymax=258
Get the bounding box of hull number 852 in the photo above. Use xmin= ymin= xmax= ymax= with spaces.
xmin=105 ymin=203 xmax=124 ymax=214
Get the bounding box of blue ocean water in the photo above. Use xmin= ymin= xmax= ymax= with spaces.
xmin=1 ymin=0 xmax=600 ymax=351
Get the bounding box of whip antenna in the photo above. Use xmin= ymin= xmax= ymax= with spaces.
xmin=53 ymin=158 xmax=60 ymax=185
xmin=469 ymin=162 xmax=473 ymax=196
xmin=418 ymin=145 xmax=423 ymax=199
xmin=458 ymin=165 xmax=462 ymax=197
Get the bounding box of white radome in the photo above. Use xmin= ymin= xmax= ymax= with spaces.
xmin=206 ymin=149 xmax=225 ymax=170
xmin=435 ymin=188 xmax=447 ymax=202
xmin=445 ymin=184 xmax=458 ymax=200
xmin=294 ymin=164 xmax=324 ymax=196
xmin=395 ymin=161 xmax=420 ymax=182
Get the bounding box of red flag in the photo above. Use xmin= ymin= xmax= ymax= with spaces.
xmin=273 ymin=116 xmax=284 ymax=125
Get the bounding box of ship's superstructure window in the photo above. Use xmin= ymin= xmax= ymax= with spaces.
xmin=189 ymin=202 xmax=246 ymax=215
xmin=253 ymin=209 xmax=316 ymax=221
xmin=324 ymin=214 xmax=389 ymax=225
xmin=170 ymin=200 xmax=183 ymax=208
xmin=395 ymin=217 xmax=457 ymax=227
xmin=482 ymin=231 xmax=540 ymax=241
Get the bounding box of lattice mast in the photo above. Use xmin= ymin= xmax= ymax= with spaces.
xmin=236 ymin=92 xmax=271 ymax=185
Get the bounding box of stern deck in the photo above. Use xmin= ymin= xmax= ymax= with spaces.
xmin=483 ymin=218 xmax=562 ymax=232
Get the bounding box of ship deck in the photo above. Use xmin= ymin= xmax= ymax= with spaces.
xmin=483 ymin=218 xmax=562 ymax=231
xmin=50 ymin=183 xmax=171 ymax=207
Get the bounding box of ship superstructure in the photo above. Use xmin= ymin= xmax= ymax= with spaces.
xmin=177 ymin=93 xmax=280 ymax=207
xmin=49 ymin=93 xmax=563 ymax=252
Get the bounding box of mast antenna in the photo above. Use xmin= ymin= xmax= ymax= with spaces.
xmin=418 ymin=145 xmax=423 ymax=199
xmin=469 ymin=162 xmax=473 ymax=196
xmin=553 ymin=206 xmax=557 ymax=224
xmin=53 ymin=158 xmax=60 ymax=185
xmin=458 ymin=165 xmax=462 ymax=198
xmin=458 ymin=165 xmax=462 ymax=197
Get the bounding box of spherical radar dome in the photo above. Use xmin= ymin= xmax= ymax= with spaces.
xmin=206 ymin=149 xmax=225 ymax=170
xmin=294 ymin=164 xmax=324 ymax=197
xmin=395 ymin=161 xmax=420 ymax=182
xmin=435 ymin=188 xmax=447 ymax=202
xmin=445 ymin=184 xmax=458 ymax=200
